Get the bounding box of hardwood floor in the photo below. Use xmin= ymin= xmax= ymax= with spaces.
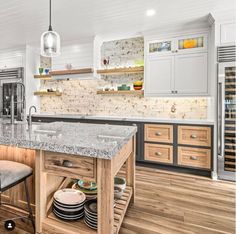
xmin=119 ymin=167 xmax=235 ymax=234
xmin=0 ymin=166 xmax=235 ymax=234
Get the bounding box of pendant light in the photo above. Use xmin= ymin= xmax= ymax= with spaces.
xmin=41 ymin=0 xmax=60 ymax=57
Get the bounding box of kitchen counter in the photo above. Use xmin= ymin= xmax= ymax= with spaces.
xmin=0 ymin=121 xmax=137 ymax=159
xmin=32 ymin=114 xmax=215 ymax=125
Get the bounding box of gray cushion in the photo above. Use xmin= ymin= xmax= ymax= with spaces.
xmin=0 ymin=160 xmax=33 ymax=191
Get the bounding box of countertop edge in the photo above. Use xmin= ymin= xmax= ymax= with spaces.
xmin=32 ymin=114 xmax=215 ymax=125
xmin=0 ymin=127 xmax=137 ymax=160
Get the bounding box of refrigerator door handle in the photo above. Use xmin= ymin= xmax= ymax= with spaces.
xmin=218 ymin=82 xmax=223 ymax=156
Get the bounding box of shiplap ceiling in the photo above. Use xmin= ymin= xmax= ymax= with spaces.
xmin=0 ymin=0 xmax=235 ymax=49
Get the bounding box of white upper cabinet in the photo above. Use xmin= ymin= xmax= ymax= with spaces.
xmin=174 ymin=53 xmax=208 ymax=95
xmin=220 ymin=22 xmax=236 ymax=45
xmin=145 ymin=56 xmax=174 ymax=95
xmin=145 ymin=33 xmax=209 ymax=96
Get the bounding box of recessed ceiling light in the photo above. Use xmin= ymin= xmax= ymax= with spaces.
xmin=146 ymin=9 xmax=156 ymax=17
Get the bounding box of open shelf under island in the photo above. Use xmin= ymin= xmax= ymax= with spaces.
xmin=0 ymin=121 xmax=136 ymax=234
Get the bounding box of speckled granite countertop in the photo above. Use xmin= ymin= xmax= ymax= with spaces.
xmin=0 ymin=121 xmax=137 ymax=159
xmin=33 ymin=114 xmax=215 ymax=125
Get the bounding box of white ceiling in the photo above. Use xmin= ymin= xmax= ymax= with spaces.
xmin=0 ymin=0 xmax=235 ymax=49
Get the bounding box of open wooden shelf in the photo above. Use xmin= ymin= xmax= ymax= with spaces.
xmin=50 ymin=68 xmax=93 ymax=76
xmin=34 ymin=68 xmax=93 ymax=79
xmin=44 ymin=186 xmax=133 ymax=234
xmin=34 ymin=74 xmax=52 ymax=80
xmin=97 ymin=90 xmax=144 ymax=95
xmin=34 ymin=91 xmax=62 ymax=96
xmin=113 ymin=186 xmax=133 ymax=234
xmin=97 ymin=66 xmax=144 ymax=75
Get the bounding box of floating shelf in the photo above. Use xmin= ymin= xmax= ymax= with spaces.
xmin=97 ymin=66 xmax=144 ymax=75
xmin=34 ymin=75 xmax=52 ymax=80
xmin=34 ymin=91 xmax=62 ymax=96
xmin=50 ymin=68 xmax=93 ymax=76
xmin=97 ymin=90 xmax=144 ymax=95
xmin=34 ymin=68 xmax=93 ymax=79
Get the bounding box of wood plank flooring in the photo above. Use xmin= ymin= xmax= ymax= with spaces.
xmin=0 ymin=166 xmax=235 ymax=234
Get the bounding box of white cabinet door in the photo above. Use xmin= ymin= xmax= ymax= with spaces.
xmin=145 ymin=56 xmax=174 ymax=96
xmin=220 ymin=22 xmax=236 ymax=44
xmin=174 ymin=53 xmax=208 ymax=95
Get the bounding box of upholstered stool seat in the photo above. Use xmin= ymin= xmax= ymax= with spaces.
xmin=0 ymin=160 xmax=35 ymax=233
xmin=0 ymin=160 xmax=33 ymax=191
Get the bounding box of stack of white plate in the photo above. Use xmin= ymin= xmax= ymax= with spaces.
xmin=53 ymin=188 xmax=86 ymax=221
xmin=84 ymin=199 xmax=97 ymax=229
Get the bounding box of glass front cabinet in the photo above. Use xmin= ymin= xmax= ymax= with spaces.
xmin=148 ymin=34 xmax=207 ymax=56
xmin=148 ymin=39 xmax=174 ymax=55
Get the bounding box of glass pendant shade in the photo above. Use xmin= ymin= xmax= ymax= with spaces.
xmin=41 ymin=30 xmax=60 ymax=57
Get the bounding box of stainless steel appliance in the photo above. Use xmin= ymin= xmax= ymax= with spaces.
xmin=0 ymin=67 xmax=25 ymax=121
xmin=217 ymin=45 xmax=236 ymax=181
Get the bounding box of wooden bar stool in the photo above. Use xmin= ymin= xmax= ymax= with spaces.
xmin=0 ymin=160 xmax=35 ymax=233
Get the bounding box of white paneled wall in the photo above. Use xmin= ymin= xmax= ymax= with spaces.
xmin=52 ymin=43 xmax=93 ymax=70
xmin=0 ymin=48 xmax=25 ymax=69
xmin=25 ymin=46 xmax=41 ymax=114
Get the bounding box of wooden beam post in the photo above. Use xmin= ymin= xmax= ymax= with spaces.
xmin=126 ymin=136 xmax=136 ymax=204
xmin=97 ymin=158 xmax=114 ymax=234
xmin=35 ymin=150 xmax=47 ymax=233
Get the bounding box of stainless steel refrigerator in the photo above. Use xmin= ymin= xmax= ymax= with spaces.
xmin=218 ymin=45 xmax=236 ymax=181
xmin=0 ymin=67 xmax=25 ymax=120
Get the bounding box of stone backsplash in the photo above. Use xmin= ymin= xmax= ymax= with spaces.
xmin=40 ymin=78 xmax=208 ymax=119
xmin=40 ymin=37 xmax=209 ymax=119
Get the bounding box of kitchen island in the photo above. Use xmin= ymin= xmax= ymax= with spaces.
xmin=0 ymin=121 xmax=137 ymax=234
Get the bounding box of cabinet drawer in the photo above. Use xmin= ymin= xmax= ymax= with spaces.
xmin=145 ymin=143 xmax=173 ymax=164
xmin=145 ymin=124 xmax=173 ymax=143
xmin=178 ymin=147 xmax=211 ymax=169
xmin=178 ymin=126 xmax=211 ymax=147
xmin=44 ymin=152 xmax=96 ymax=180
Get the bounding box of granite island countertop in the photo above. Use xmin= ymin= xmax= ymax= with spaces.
xmin=32 ymin=114 xmax=215 ymax=125
xmin=0 ymin=121 xmax=137 ymax=159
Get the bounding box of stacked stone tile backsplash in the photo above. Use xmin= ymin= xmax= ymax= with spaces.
xmin=40 ymin=37 xmax=209 ymax=119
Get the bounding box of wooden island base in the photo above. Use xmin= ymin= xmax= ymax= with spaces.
xmin=35 ymin=136 xmax=136 ymax=234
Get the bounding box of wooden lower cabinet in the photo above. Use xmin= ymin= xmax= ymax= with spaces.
xmin=178 ymin=147 xmax=211 ymax=169
xmin=145 ymin=143 xmax=173 ymax=164
xmin=144 ymin=123 xmax=212 ymax=173
xmin=145 ymin=124 xmax=173 ymax=143
xmin=178 ymin=125 xmax=211 ymax=147
xmin=0 ymin=145 xmax=36 ymax=212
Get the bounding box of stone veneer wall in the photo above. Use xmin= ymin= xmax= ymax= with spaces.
xmin=40 ymin=37 xmax=209 ymax=119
